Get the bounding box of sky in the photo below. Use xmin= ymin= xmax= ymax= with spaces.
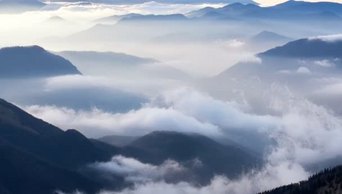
xmin=255 ymin=0 xmax=342 ymax=6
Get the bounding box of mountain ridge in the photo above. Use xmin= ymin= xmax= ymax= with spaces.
xmin=0 ymin=46 xmax=81 ymax=78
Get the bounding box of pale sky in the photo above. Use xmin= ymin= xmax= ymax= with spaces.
xmin=254 ymin=0 xmax=342 ymax=6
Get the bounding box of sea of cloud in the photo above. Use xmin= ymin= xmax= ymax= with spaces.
xmin=24 ymin=85 xmax=342 ymax=193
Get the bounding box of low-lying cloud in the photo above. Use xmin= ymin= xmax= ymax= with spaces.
xmin=25 ymin=87 xmax=342 ymax=165
xmin=24 ymin=87 xmax=342 ymax=194
xmin=90 ymin=155 xmax=185 ymax=183
xmin=309 ymin=34 xmax=342 ymax=42
xmin=100 ymin=162 xmax=308 ymax=194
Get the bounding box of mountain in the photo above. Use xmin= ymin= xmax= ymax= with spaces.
xmin=249 ymin=31 xmax=292 ymax=44
xmin=246 ymin=30 xmax=293 ymax=50
xmin=95 ymin=13 xmax=141 ymax=24
xmin=190 ymin=1 xmax=342 ymax=21
xmin=275 ymin=0 xmax=342 ymax=15
xmin=216 ymin=35 xmax=342 ymax=80
xmin=58 ymin=50 xmax=188 ymax=80
xmin=0 ymin=98 xmax=120 ymax=193
xmin=260 ymin=165 xmax=342 ymax=194
xmin=24 ymin=86 xmax=147 ymax=114
xmin=45 ymin=16 xmax=67 ymax=23
xmin=0 ymin=98 xmax=264 ymax=191
xmin=118 ymin=14 xmax=187 ymax=22
xmin=98 ymin=135 xmax=139 ymax=147
xmin=259 ymin=36 xmax=342 ymax=59
xmin=0 ymin=46 xmax=81 ymax=78
xmin=122 ymin=131 xmax=262 ymax=184
xmin=58 ymin=50 xmax=156 ymax=68
xmin=0 ymin=0 xmax=45 ymax=13
xmin=0 ymin=139 xmax=100 ymax=194
xmin=0 ymin=98 xmax=118 ymax=168
xmin=208 ymin=34 xmax=342 ymax=116
xmin=49 ymin=0 xmax=254 ymax=4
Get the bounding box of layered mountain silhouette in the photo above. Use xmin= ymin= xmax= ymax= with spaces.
xmin=58 ymin=50 xmax=188 ymax=80
xmin=204 ymin=34 xmax=342 ymax=117
xmin=0 ymin=98 xmax=119 ymax=193
xmin=190 ymin=1 xmax=342 ymax=21
xmin=121 ymin=131 xmax=262 ymax=184
xmin=0 ymin=46 xmax=81 ymax=78
xmin=260 ymin=165 xmax=342 ymax=194
xmin=58 ymin=50 xmax=156 ymax=68
xmin=0 ymin=98 xmax=262 ymax=192
xmin=215 ymin=35 xmax=342 ymax=81
xmin=260 ymin=36 xmax=342 ymax=59
xmin=118 ymin=14 xmax=187 ymax=22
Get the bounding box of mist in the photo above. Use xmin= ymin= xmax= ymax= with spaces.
xmin=1 ymin=1 xmax=342 ymax=194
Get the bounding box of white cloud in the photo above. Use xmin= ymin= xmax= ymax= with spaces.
xmin=100 ymin=161 xmax=308 ymax=194
xmin=25 ymin=87 xmax=342 ymax=166
xmin=90 ymin=155 xmax=185 ymax=183
xmin=25 ymin=87 xmax=342 ymax=194
xmin=314 ymin=60 xmax=335 ymax=68
xmin=255 ymin=0 xmax=342 ymax=7
xmin=25 ymin=104 xmax=221 ymax=138
xmin=296 ymin=66 xmax=311 ymax=74
xmin=24 ymin=88 xmax=281 ymax=138
xmin=315 ymin=82 xmax=342 ymax=96
xmin=153 ymin=88 xmax=279 ymax=133
xmin=308 ymin=34 xmax=342 ymax=42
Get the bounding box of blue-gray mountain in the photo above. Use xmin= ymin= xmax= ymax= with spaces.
xmin=0 ymin=46 xmax=81 ymax=78
xmin=58 ymin=50 xmax=156 ymax=68
xmin=216 ymin=35 xmax=342 ymax=80
xmin=121 ymin=131 xmax=262 ymax=185
xmin=260 ymin=37 xmax=342 ymax=59
xmin=249 ymin=31 xmax=292 ymax=44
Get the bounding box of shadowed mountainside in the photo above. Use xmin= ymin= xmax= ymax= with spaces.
xmin=260 ymin=165 xmax=342 ymax=194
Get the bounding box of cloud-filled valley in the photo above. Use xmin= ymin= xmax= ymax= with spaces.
xmin=1 ymin=0 xmax=342 ymax=194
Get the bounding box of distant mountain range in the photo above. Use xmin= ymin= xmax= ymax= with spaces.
xmin=189 ymin=1 xmax=342 ymax=21
xmin=119 ymin=14 xmax=188 ymax=22
xmin=0 ymin=46 xmax=148 ymax=113
xmin=0 ymin=46 xmax=81 ymax=78
xmin=0 ymin=98 xmax=262 ymax=193
xmin=207 ymin=34 xmax=342 ymax=116
xmin=260 ymin=165 xmax=342 ymax=194
xmin=58 ymin=50 xmax=188 ymax=80
xmin=216 ymin=34 xmax=342 ymax=80
xmin=48 ymin=0 xmax=254 ymax=4
xmin=95 ymin=13 xmax=188 ymax=25
xmin=58 ymin=50 xmax=156 ymax=68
